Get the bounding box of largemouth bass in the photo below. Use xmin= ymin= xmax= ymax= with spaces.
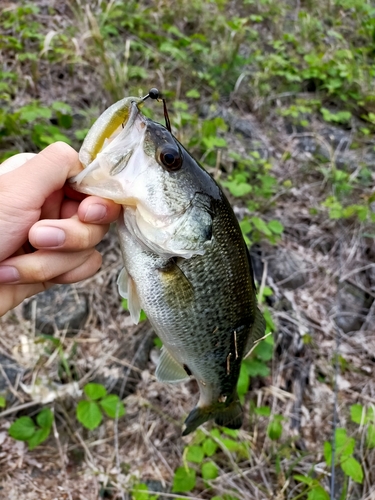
xmin=70 ymin=95 xmax=265 ymax=435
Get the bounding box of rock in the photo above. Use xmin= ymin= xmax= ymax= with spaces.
xmin=0 ymin=353 xmax=24 ymax=403
xmin=267 ymin=248 xmax=308 ymax=290
xmin=334 ymin=282 xmax=373 ymax=333
xmin=295 ymin=136 xmax=330 ymax=160
xmin=321 ymin=126 xmax=351 ymax=151
xmin=143 ymin=480 xmax=170 ymax=500
xmin=23 ymin=284 xmax=88 ymax=336
xmin=199 ymin=104 xmax=256 ymax=138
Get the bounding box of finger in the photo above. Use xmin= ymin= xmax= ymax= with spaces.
xmin=77 ymin=196 xmax=121 ymax=224
xmin=0 ymin=143 xmax=83 ymax=262
xmin=51 ymin=250 xmax=102 ymax=283
xmin=0 ymin=153 xmax=37 ymax=174
xmin=0 ymin=249 xmax=95 ymax=284
xmin=60 ymin=199 xmax=80 ymax=219
xmin=40 ymin=189 xmax=65 ymax=220
xmin=0 ymin=283 xmax=52 ymax=317
xmin=29 ymin=218 xmax=110 ymax=251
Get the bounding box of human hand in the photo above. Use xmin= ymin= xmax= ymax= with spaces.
xmin=0 ymin=142 xmax=121 ymax=316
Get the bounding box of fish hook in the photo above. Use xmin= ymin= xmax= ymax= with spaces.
xmin=142 ymin=88 xmax=172 ymax=133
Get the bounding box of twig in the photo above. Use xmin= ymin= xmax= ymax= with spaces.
xmin=0 ymin=400 xmax=39 ymax=418
xmin=52 ymin=406 xmax=73 ymax=500
xmin=330 ymin=225 xmax=344 ymax=499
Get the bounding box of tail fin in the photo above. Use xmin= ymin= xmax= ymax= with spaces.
xmin=182 ymin=399 xmax=243 ymax=436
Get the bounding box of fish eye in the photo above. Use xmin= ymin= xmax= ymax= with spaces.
xmin=158 ymin=146 xmax=183 ymax=171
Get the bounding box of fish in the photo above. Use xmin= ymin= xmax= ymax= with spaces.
xmin=70 ymin=94 xmax=265 ymax=435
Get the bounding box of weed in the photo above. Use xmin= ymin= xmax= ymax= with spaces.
xmin=76 ymin=383 xmax=125 ymax=430
xmin=9 ymin=408 xmax=54 ymax=450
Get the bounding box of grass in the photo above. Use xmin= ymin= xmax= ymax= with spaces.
xmin=0 ymin=0 xmax=374 ymax=498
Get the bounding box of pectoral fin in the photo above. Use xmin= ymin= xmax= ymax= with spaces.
xmin=117 ymin=267 xmax=129 ymax=299
xmin=117 ymin=267 xmax=142 ymax=324
xmin=157 ymin=259 xmax=194 ymax=307
xmin=156 ymin=347 xmax=190 ymax=383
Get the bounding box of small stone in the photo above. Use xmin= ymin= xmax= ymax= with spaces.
xmin=23 ymin=284 xmax=88 ymax=336
xmin=334 ymin=282 xmax=373 ymax=333
xmin=0 ymin=353 xmax=24 ymax=403
xmin=267 ymin=248 xmax=308 ymax=290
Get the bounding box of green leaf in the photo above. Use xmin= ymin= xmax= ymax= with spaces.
xmin=335 ymin=428 xmax=355 ymax=459
xmin=51 ymin=101 xmax=72 ymax=114
xmin=341 ymin=457 xmax=363 ymax=484
xmin=366 ymin=425 xmax=375 ymax=448
xmin=350 ymin=404 xmax=365 ymax=424
xmin=202 ymin=136 xmax=227 ymax=149
xmin=222 ymin=428 xmax=239 ymax=438
xmin=244 ymin=359 xmax=270 ymax=377
xmin=220 ymin=438 xmax=240 ymax=452
xmin=253 ymin=341 xmax=273 ymax=361
xmin=0 ymin=396 xmax=5 ymax=408
xmin=28 ymin=426 xmax=50 ymax=450
xmin=324 ymin=441 xmax=332 ymax=466
xmin=237 ymin=363 xmax=250 ymax=397
xmin=172 ymin=467 xmax=196 ymax=493
xmin=202 ymin=438 xmax=218 ymax=457
xmin=36 ymin=408 xmax=53 ymax=429
xmin=222 ymin=180 xmax=252 ymax=197
xmin=186 ymin=89 xmax=200 ymax=98
xmin=294 ymin=474 xmax=313 ymax=486
xmin=307 ymin=485 xmax=330 ymax=500
xmin=267 ymin=418 xmax=282 ymax=441
xmin=267 ymin=220 xmax=284 ymax=234
xmin=99 ymin=395 xmax=125 ymax=419
xmin=251 ymin=216 xmax=272 ymax=236
xmin=83 ymin=383 xmax=107 ymax=401
xmin=9 ymin=416 xmax=35 ymax=441
xmin=76 ymin=400 xmax=102 ymax=430
xmin=201 ymin=461 xmax=218 ymax=480
xmin=132 ymin=483 xmax=156 ymax=500
xmin=18 ymin=105 xmax=52 ymax=123
xmin=186 ymin=445 xmax=204 ymax=463
xmin=368 ymin=407 xmax=375 ymax=422
xmin=255 ymin=406 xmax=271 ymax=417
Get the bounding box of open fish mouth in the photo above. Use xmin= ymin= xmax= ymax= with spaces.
xmin=69 ymin=100 xmax=147 ymax=202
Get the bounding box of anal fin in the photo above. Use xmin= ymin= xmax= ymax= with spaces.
xmin=156 ymin=347 xmax=190 ymax=384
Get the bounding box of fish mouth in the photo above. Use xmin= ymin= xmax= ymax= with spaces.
xmin=69 ymin=101 xmax=148 ymax=202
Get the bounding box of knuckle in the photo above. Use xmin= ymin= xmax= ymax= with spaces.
xmin=29 ymin=257 xmax=52 ymax=282
xmin=42 ymin=142 xmax=79 ymax=171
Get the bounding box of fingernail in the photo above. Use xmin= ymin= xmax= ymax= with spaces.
xmin=83 ymin=203 xmax=107 ymax=222
xmin=0 ymin=266 xmax=20 ymax=283
xmin=33 ymin=227 xmax=66 ymax=247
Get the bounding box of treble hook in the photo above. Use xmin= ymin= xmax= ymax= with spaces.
xmin=142 ymin=88 xmax=172 ymax=133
